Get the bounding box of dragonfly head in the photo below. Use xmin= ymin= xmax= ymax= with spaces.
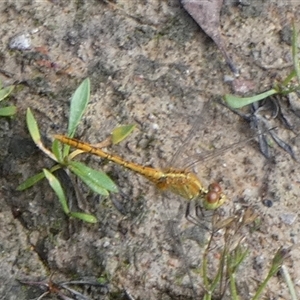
xmin=203 ymin=182 xmax=226 ymax=210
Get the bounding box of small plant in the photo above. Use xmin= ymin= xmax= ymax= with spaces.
xmin=0 ymin=80 xmax=16 ymax=116
xmin=200 ymin=209 xmax=296 ymax=299
xmin=225 ymin=22 xmax=300 ymax=109
xmin=17 ymin=78 xmax=135 ymax=223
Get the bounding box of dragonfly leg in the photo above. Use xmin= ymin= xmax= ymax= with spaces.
xmin=185 ymin=202 xmax=199 ymax=225
xmin=185 ymin=202 xmax=202 ymax=225
xmin=185 ymin=201 xmax=215 ymax=232
xmin=185 ymin=202 xmax=191 ymax=219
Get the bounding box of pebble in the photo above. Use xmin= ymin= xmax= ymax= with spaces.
xmin=280 ymin=213 xmax=297 ymax=226
xmin=9 ymin=33 xmax=31 ymax=50
xmin=262 ymin=199 xmax=273 ymax=207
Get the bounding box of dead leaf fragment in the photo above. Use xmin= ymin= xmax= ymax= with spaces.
xmin=181 ymin=0 xmax=238 ymax=74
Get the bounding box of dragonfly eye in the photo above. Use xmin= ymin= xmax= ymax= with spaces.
xmin=205 ymin=182 xmax=223 ymax=204
xmin=208 ymin=182 xmax=222 ymax=194
xmin=203 ymin=182 xmax=226 ymax=210
xmin=206 ymin=191 xmax=219 ymax=204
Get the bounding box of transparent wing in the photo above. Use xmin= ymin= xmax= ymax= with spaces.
xmin=169 ymin=99 xmax=271 ymax=172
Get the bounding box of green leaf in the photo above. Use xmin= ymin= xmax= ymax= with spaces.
xmin=0 ymin=106 xmax=17 ymax=116
xmin=69 ymin=211 xmax=98 ymax=223
xmin=43 ymin=169 xmax=70 ymax=214
xmin=0 ymin=85 xmax=14 ymax=101
xmin=67 ymin=78 xmax=90 ymax=138
xmin=112 ymin=124 xmax=136 ymax=145
xmin=16 ymin=171 xmax=46 ymax=191
xmin=68 ymin=161 xmax=118 ymax=195
xmin=26 ymin=108 xmax=41 ymax=144
xmin=224 ymin=89 xmax=278 ymax=109
xmin=292 ymin=22 xmax=300 ymax=85
xmin=282 ymin=69 xmax=297 ymax=87
xmin=52 ymin=139 xmax=63 ymax=162
xmin=26 ymin=108 xmax=59 ymax=162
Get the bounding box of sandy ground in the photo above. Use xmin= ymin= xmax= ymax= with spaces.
xmin=1 ymin=1 xmax=300 ymax=299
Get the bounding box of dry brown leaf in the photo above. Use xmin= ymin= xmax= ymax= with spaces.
xmin=181 ymin=0 xmax=238 ymax=74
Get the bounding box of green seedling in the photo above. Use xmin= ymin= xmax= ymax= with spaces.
xmin=0 ymin=80 xmax=16 ymax=116
xmin=252 ymin=247 xmax=293 ymax=300
xmin=17 ymin=78 xmax=134 ymax=223
xmin=225 ymin=22 xmax=300 ymax=109
xmin=200 ymin=210 xmax=296 ymax=299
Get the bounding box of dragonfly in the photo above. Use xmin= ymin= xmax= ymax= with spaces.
xmin=54 ymin=134 xmax=227 ymax=212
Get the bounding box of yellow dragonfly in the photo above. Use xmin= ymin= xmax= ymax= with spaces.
xmin=54 ymin=134 xmax=226 ymax=211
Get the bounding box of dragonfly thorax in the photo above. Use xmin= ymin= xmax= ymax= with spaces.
xmin=155 ymin=168 xmax=226 ymax=210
